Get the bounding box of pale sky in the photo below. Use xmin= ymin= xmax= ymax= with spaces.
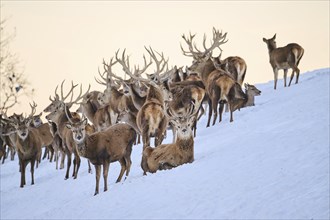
xmin=1 ymin=1 xmax=329 ymax=114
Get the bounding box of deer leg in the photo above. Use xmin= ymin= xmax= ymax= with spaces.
xmin=155 ymin=118 xmax=167 ymax=146
xmin=212 ymin=98 xmax=219 ymax=126
xmin=141 ymin=155 xmax=148 ymax=176
xmin=19 ymin=159 xmax=25 ymax=188
xmin=230 ymin=105 xmax=234 ymax=122
xmin=283 ymin=69 xmax=288 ymax=87
xmin=206 ymin=98 xmax=213 ymax=127
xmin=72 ymin=157 xmax=76 ymax=177
xmin=49 ymin=146 xmax=54 ymax=162
xmin=88 ymin=160 xmax=93 ymax=174
xmin=55 ymin=150 xmax=59 ymax=169
xmin=94 ymin=165 xmax=101 ymax=196
xmin=10 ymin=147 xmax=15 ymax=160
xmin=197 ymin=105 xmax=204 ymax=121
xmin=103 ymin=161 xmax=110 ymax=192
xmin=193 ymin=119 xmax=197 ymax=137
xmin=137 ymin=135 xmax=141 ymax=144
xmin=74 ymin=155 xmax=81 ymax=179
xmin=273 ymin=68 xmax=278 ymax=90
xmin=30 ymin=159 xmax=35 ymax=185
xmin=65 ymin=153 xmax=71 ymax=180
xmin=116 ymin=159 xmax=127 ymax=183
xmin=295 ymin=67 xmax=300 ymax=84
xmin=1 ymin=145 xmax=6 ymax=164
xmin=60 ymin=150 xmax=65 ymax=169
xmin=42 ymin=146 xmax=48 ymax=160
xmin=142 ymin=126 xmax=150 ymax=149
xmin=219 ymin=103 xmax=225 ymax=123
xmin=124 ymin=156 xmax=132 ymax=178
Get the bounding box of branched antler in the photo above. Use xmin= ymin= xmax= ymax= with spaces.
xmin=181 ymin=27 xmax=228 ymax=60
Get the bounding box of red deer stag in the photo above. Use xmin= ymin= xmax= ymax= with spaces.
xmin=65 ymin=110 xmax=136 ymax=196
xmin=45 ymin=80 xmax=91 ymax=179
xmin=13 ymin=103 xmax=42 ymax=187
xmin=142 ymin=105 xmax=196 ymax=174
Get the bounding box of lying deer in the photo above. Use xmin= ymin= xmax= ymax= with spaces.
xmin=65 ymin=113 xmax=136 ymax=196
xmin=142 ymin=105 xmax=196 ymax=174
xmin=263 ymin=34 xmax=304 ymax=90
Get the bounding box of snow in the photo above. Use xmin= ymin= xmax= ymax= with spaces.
xmin=1 ymin=68 xmax=329 ymax=219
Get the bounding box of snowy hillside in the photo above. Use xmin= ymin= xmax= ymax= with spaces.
xmin=1 ymin=68 xmax=329 ymax=219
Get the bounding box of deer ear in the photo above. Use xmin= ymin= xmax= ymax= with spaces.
xmin=272 ymin=34 xmax=276 ymax=39
xmin=66 ymin=123 xmax=72 ymax=129
xmin=82 ymin=118 xmax=88 ymax=126
xmin=262 ymin=38 xmax=267 ymax=42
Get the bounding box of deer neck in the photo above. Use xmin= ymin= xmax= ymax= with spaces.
xmin=176 ymin=134 xmax=194 ymax=151
xmin=128 ymin=84 xmax=146 ymax=109
xmin=147 ymin=85 xmax=164 ymax=105
xmin=201 ymin=59 xmax=217 ymax=83
xmin=75 ymin=134 xmax=89 ymax=158
xmin=81 ymin=102 xmax=97 ymax=123
xmin=267 ymin=44 xmax=277 ymax=55
xmin=244 ymin=90 xmax=255 ymax=107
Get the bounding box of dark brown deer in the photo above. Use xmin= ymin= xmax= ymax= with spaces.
xmin=263 ymin=34 xmax=304 ymax=90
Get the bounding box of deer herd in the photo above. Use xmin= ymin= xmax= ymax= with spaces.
xmin=0 ymin=28 xmax=304 ymax=195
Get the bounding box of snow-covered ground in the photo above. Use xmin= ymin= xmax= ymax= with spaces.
xmin=1 ymin=68 xmax=329 ymax=219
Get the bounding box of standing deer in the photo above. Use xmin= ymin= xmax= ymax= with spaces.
xmin=212 ymin=55 xmax=247 ymax=86
xmin=65 ymin=113 xmax=136 ymax=196
xmin=263 ymin=34 xmax=304 ymax=90
xmin=13 ymin=103 xmax=42 ymax=187
xmin=45 ymin=80 xmax=91 ymax=179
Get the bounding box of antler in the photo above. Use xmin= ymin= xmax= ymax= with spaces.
xmin=28 ymin=101 xmax=37 ymax=118
xmin=101 ymin=58 xmax=119 ymax=89
xmin=181 ymin=32 xmax=199 ymax=59
xmin=60 ymin=80 xmax=79 ymax=102
xmin=181 ymin=27 xmax=228 ymax=60
xmin=202 ymin=27 xmax=228 ymax=56
xmin=133 ymin=54 xmax=153 ymax=77
xmin=144 ymin=46 xmax=168 ymax=83
xmin=115 ymin=49 xmax=155 ymax=87
xmin=66 ymin=84 xmax=91 ymax=107
xmin=64 ymin=103 xmax=74 ymax=124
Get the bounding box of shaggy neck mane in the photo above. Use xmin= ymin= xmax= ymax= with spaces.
xmin=176 ymin=136 xmax=194 ymax=151
xmin=147 ymin=85 xmax=164 ymax=104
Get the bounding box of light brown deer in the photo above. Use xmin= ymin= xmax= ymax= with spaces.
xmin=65 ymin=114 xmax=136 ymax=196
xmin=142 ymin=105 xmax=196 ymax=174
xmin=116 ymin=48 xmax=170 ymax=148
xmin=263 ymin=34 xmax=304 ymax=90
xmin=213 ymin=55 xmax=247 ymax=86
xmin=181 ymin=27 xmax=228 ymax=88
xmin=13 ymin=103 xmax=42 ymax=187
xmin=29 ymin=111 xmax=54 ymax=163
xmin=45 ymin=81 xmax=91 ymax=179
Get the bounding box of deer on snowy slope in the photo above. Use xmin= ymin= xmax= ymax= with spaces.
xmin=263 ymin=34 xmax=304 ymax=90
xmin=65 ymin=106 xmax=136 ymax=196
